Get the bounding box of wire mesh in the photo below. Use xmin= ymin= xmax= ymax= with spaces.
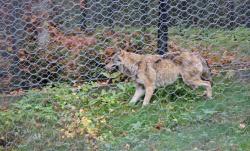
xmin=0 ymin=0 xmax=249 ymax=150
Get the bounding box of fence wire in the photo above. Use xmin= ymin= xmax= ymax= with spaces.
xmin=0 ymin=0 xmax=249 ymax=150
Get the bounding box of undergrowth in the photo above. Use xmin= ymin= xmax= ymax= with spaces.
xmin=0 ymin=77 xmax=249 ymax=150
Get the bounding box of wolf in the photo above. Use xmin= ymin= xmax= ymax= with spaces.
xmin=105 ymin=49 xmax=212 ymax=106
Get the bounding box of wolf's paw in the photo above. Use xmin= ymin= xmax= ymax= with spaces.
xmin=207 ymin=96 xmax=213 ymax=100
xmin=142 ymin=102 xmax=149 ymax=107
xmin=129 ymin=101 xmax=137 ymax=106
xmin=200 ymin=91 xmax=212 ymax=100
xmin=202 ymin=94 xmax=212 ymax=100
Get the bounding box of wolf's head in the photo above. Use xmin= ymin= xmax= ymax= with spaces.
xmin=105 ymin=49 xmax=128 ymax=72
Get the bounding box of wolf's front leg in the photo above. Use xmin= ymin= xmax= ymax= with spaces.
xmin=142 ymin=86 xmax=154 ymax=106
xmin=129 ymin=83 xmax=145 ymax=104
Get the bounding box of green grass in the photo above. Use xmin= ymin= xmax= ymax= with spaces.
xmin=98 ymin=26 xmax=250 ymax=56
xmin=0 ymin=27 xmax=249 ymax=150
xmin=0 ymin=77 xmax=249 ymax=150
xmin=169 ymin=27 xmax=250 ymax=55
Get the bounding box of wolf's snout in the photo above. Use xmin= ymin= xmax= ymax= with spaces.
xmin=105 ymin=63 xmax=118 ymax=72
xmin=105 ymin=63 xmax=113 ymax=71
xmin=105 ymin=64 xmax=110 ymax=71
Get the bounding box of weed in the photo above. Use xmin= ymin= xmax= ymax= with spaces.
xmin=0 ymin=77 xmax=249 ymax=150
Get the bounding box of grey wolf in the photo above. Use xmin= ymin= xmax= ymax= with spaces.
xmin=105 ymin=49 xmax=212 ymax=106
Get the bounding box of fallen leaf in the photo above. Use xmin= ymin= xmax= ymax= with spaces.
xmin=124 ymin=143 xmax=130 ymax=150
xmin=239 ymin=123 xmax=246 ymax=129
xmin=155 ymin=120 xmax=164 ymax=130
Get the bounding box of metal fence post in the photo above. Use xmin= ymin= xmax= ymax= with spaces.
xmin=140 ymin=0 xmax=149 ymax=31
xmin=81 ymin=0 xmax=87 ymax=30
xmin=157 ymin=0 xmax=170 ymax=55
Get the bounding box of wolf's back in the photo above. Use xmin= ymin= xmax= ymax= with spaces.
xmin=163 ymin=51 xmax=212 ymax=85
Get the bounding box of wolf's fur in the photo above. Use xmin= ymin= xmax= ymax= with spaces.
xmin=105 ymin=50 xmax=212 ymax=106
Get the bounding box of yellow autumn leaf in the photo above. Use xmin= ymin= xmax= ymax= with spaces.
xmin=81 ymin=116 xmax=92 ymax=127
xmin=86 ymin=127 xmax=98 ymax=136
xmin=100 ymin=118 xmax=106 ymax=123
xmin=7 ymin=47 xmax=12 ymax=51
xmin=79 ymin=109 xmax=85 ymax=113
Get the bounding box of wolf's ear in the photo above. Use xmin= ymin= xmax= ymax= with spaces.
xmin=105 ymin=47 xmax=116 ymax=57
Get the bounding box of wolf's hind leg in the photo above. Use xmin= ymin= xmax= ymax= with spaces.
xmin=189 ymin=79 xmax=212 ymax=99
xmin=182 ymin=74 xmax=198 ymax=90
xmin=142 ymin=86 xmax=154 ymax=106
xmin=182 ymin=73 xmax=212 ymax=98
xmin=130 ymin=84 xmax=145 ymax=104
xmin=198 ymin=80 xmax=212 ymax=99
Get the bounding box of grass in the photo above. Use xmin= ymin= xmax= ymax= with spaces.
xmin=168 ymin=27 xmax=250 ymax=55
xmin=0 ymin=27 xmax=249 ymax=150
xmin=99 ymin=26 xmax=250 ymax=56
xmin=0 ymin=76 xmax=249 ymax=150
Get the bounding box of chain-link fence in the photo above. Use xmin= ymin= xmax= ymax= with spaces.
xmin=0 ymin=0 xmax=249 ymax=150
